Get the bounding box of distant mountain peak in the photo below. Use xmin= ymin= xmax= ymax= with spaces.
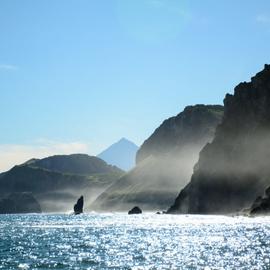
xmin=116 ymin=137 xmax=138 ymax=146
xmin=97 ymin=138 xmax=139 ymax=171
xmin=119 ymin=137 xmax=129 ymax=142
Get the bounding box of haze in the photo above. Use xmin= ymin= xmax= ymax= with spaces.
xmin=1 ymin=0 xmax=270 ymax=171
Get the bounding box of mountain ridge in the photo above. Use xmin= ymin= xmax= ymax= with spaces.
xmin=0 ymin=154 xmax=124 ymax=213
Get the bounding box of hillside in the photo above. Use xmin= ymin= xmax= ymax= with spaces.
xmin=90 ymin=105 xmax=224 ymax=212
xmin=28 ymin=154 xmax=121 ymax=175
xmin=0 ymin=154 xmax=123 ymax=212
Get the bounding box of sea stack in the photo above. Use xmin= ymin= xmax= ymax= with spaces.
xmin=74 ymin=196 xmax=84 ymax=215
xmin=128 ymin=206 xmax=142 ymax=215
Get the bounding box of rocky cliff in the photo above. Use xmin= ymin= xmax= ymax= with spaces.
xmin=136 ymin=105 xmax=224 ymax=164
xmin=168 ymin=64 xmax=270 ymax=214
xmin=90 ymin=105 xmax=223 ymax=211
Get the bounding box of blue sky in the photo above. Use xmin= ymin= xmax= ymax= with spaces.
xmin=1 ymin=0 xmax=270 ymax=171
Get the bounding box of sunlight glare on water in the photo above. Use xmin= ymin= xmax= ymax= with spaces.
xmin=0 ymin=214 xmax=270 ymax=269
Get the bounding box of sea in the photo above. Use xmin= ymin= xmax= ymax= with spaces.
xmin=0 ymin=213 xmax=270 ymax=270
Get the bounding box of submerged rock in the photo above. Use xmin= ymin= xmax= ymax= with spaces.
xmin=0 ymin=192 xmax=41 ymax=214
xmin=74 ymin=196 xmax=84 ymax=215
xmin=128 ymin=206 xmax=142 ymax=215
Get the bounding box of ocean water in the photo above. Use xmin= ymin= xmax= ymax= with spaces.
xmin=0 ymin=214 xmax=270 ymax=270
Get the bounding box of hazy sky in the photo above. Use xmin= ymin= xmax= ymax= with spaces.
xmin=1 ymin=0 xmax=270 ymax=171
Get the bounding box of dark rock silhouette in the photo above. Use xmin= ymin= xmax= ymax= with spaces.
xmin=128 ymin=206 xmax=142 ymax=215
xmin=250 ymin=187 xmax=270 ymax=215
xmin=168 ymin=64 xmax=270 ymax=214
xmin=74 ymin=196 xmax=84 ymax=215
xmin=156 ymin=211 xmax=165 ymax=215
xmin=91 ymin=105 xmax=223 ymax=212
xmin=0 ymin=192 xmax=41 ymax=214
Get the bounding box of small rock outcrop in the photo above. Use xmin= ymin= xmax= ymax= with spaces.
xmin=74 ymin=196 xmax=84 ymax=215
xmin=0 ymin=192 xmax=41 ymax=214
xmin=168 ymin=64 xmax=270 ymax=214
xmin=156 ymin=211 xmax=166 ymax=215
xmin=128 ymin=206 xmax=142 ymax=215
xmin=250 ymin=187 xmax=270 ymax=215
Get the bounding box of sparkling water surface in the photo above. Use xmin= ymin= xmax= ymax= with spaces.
xmin=0 ymin=213 xmax=270 ymax=270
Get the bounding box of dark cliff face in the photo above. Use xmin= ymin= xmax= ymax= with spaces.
xmin=136 ymin=105 xmax=224 ymax=164
xmin=168 ymin=64 xmax=270 ymax=214
xmin=90 ymin=105 xmax=224 ymax=211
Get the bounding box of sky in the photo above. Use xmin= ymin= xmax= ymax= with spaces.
xmin=1 ymin=0 xmax=270 ymax=172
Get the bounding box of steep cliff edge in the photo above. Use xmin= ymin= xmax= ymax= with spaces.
xmin=136 ymin=105 xmax=224 ymax=164
xmin=168 ymin=64 xmax=270 ymax=214
xmin=90 ymin=105 xmax=223 ymax=211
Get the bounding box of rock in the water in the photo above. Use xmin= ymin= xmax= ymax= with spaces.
xmin=128 ymin=206 xmax=142 ymax=215
xmin=0 ymin=192 xmax=41 ymax=214
xmin=156 ymin=211 xmax=166 ymax=215
xmin=74 ymin=196 xmax=84 ymax=215
xmin=168 ymin=64 xmax=270 ymax=214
